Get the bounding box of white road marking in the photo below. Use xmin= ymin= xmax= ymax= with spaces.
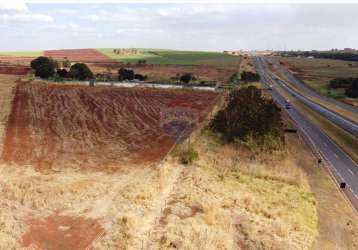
xmin=334 ymin=153 xmax=339 ymax=159
xmin=348 ymin=169 xmax=354 ymax=176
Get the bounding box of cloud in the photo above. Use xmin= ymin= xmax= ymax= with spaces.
xmin=0 ymin=13 xmax=54 ymax=22
xmin=0 ymin=2 xmax=28 ymax=12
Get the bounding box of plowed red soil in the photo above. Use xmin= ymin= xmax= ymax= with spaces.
xmin=44 ymin=49 xmax=114 ymax=63
xmin=0 ymin=65 xmax=31 ymax=75
xmin=89 ymin=62 xmax=237 ymax=82
xmin=1 ymin=82 xmax=218 ymax=172
xmin=22 ymin=215 xmax=104 ymax=250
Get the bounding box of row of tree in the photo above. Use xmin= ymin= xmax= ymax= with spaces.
xmin=30 ymin=56 xmax=93 ymax=80
xmin=276 ymin=51 xmax=358 ymax=62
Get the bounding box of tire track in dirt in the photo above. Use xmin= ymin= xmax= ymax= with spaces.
xmin=1 ymin=82 xmax=218 ymax=172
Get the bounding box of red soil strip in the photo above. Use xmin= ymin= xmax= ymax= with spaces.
xmin=44 ymin=49 xmax=114 ymax=63
xmin=22 ymin=215 xmax=104 ymax=250
xmin=1 ymin=83 xmax=218 ymax=172
xmin=0 ymin=65 xmax=31 ymax=75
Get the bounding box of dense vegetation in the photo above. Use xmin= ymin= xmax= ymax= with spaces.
xmin=30 ymin=56 xmax=93 ymax=81
xmin=276 ymin=51 xmax=358 ymax=62
xmin=210 ymin=86 xmax=284 ymax=150
xmin=346 ymin=79 xmax=358 ymax=98
xmin=329 ymin=77 xmax=358 ymax=98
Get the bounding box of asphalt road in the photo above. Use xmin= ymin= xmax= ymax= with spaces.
xmin=258 ymin=57 xmax=358 ymax=138
xmin=267 ymin=57 xmax=358 ymax=115
xmin=254 ymin=57 xmax=358 ymax=212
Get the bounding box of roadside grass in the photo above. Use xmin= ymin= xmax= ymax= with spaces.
xmin=155 ymin=128 xmax=318 ymax=249
xmin=98 ymin=48 xmax=241 ymax=67
xmin=304 ymin=80 xmax=346 ymax=99
xmin=267 ymin=62 xmax=358 ymax=124
xmin=0 ymin=51 xmax=43 ymax=57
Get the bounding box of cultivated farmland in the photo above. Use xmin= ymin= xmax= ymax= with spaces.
xmin=45 ymin=49 xmax=114 ymax=63
xmin=2 ymin=82 xmax=218 ymax=172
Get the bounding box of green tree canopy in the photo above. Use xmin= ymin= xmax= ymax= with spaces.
xmin=30 ymin=56 xmax=56 ymax=79
xmin=210 ymin=86 xmax=283 ymax=145
xmin=69 ymin=63 xmax=93 ymax=80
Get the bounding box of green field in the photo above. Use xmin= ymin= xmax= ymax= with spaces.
xmin=0 ymin=51 xmax=43 ymax=57
xmin=98 ymin=48 xmax=241 ymax=67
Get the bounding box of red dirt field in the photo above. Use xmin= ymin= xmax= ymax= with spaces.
xmin=0 ymin=65 xmax=31 ymax=75
xmin=88 ymin=62 xmax=237 ymax=82
xmin=1 ymin=82 xmax=218 ymax=172
xmin=44 ymin=49 xmax=114 ymax=63
xmin=22 ymin=215 xmax=104 ymax=250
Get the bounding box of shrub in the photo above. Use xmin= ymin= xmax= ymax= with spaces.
xmin=69 ymin=63 xmax=93 ymax=80
xmin=180 ymin=147 xmax=199 ymax=165
xmin=210 ymin=86 xmax=284 ymax=150
xmin=240 ymin=71 xmax=260 ymax=82
xmin=180 ymin=73 xmax=193 ymax=84
xmin=118 ymin=68 xmax=135 ymax=81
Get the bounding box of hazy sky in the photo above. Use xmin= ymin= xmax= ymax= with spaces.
xmin=0 ymin=2 xmax=357 ymax=51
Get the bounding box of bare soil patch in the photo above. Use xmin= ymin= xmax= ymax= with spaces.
xmin=22 ymin=214 xmax=104 ymax=250
xmin=1 ymin=82 xmax=218 ymax=172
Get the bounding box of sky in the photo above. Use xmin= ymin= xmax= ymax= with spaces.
xmin=0 ymin=2 xmax=358 ymax=51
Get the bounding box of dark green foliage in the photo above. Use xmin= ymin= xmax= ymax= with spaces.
xmin=57 ymin=68 xmax=68 ymax=78
xmin=134 ymin=74 xmax=147 ymax=81
xmin=118 ymin=68 xmax=135 ymax=81
xmin=35 ymin=63 xmax=56 ymax=79
xmin=330 ymin=78 xmax=355 ymax=89
xmin=180 ymin=73 xmax=194 ymax=84
xmin=346 ymin=79 xmax=358 ymax=98
xmin=240 ymin=71 xmax=260 ymax=82
xmin=30 ymin=56 xmax=56 ymax=79
xmin=210 ymin=86 xmax=284 ymax=147
xmin=69 ymin=63 xmax=93 ymax=80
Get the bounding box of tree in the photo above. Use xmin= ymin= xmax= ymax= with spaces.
xmin=180 ymin=73 xmax=193 ymax=84
xmin=240 ymin=71 xmax=260 ymax=82
xmin=118 ymin=68 xmax=135 ymax=81
xmin=57 ymin=69 xmax=68 ymax=78
xmin=69 ymin=63 xmax=93 ymax=80
xmin=210 ymin=86 xmax=284 ymax=147
xmin=346 ymin=79 xmax=358 ymax=98
xmin=30 ymin=56 xmax=56 ymax=79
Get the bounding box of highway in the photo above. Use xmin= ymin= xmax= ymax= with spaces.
xmin=267 ymin=57 xmax=358 ymax=115
xmin=254 ymin=57 xmax=358 ymax=212
xmin=258 ymin=58 xmax=358 ymax=138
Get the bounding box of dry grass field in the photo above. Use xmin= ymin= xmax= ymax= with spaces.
xmin=0 ymin=74 xmax=356 ymax=249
